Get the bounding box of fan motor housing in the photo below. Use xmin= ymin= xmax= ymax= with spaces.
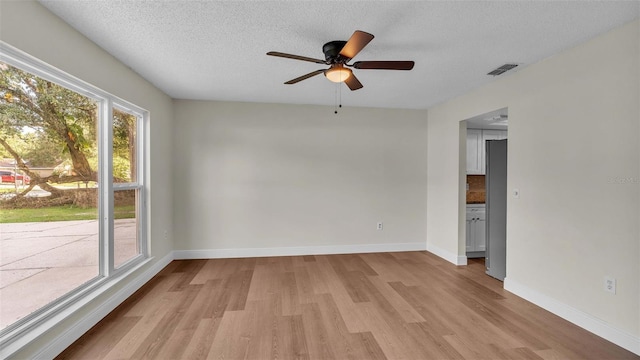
xmin=323 ymin=41 xmax=347 ymax=63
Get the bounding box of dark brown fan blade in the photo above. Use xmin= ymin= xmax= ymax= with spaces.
xmin=344 ymin=73 xmax=363 ymax=91
xmin=267 ymin=51 xmax=327 ymax=65
xmin=284 ymin=70 xmax=325 ymax=84
xmin=352 ymin=61 xmax=415 ymax=70
xmin=339 ymin=30 xmax=374 ymax=60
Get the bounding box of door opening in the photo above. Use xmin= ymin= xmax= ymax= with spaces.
xmin=461 ymin=108 xmax=508 ymax=280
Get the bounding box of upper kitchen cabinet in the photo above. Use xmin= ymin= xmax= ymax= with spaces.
xmin=466 ymin=129 xmax=483 ymax=174
xmin=467 ymin=129 xmax=507 ymax=174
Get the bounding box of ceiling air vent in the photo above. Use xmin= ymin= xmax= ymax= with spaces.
xmin=487 ymin=63 xmax=518 ymax=76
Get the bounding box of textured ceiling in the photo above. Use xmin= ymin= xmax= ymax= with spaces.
xmin=39 ymin=1 xmax=639 ymax=110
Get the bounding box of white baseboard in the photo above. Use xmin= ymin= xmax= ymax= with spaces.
xmin=426 ymin=242 xmax=467 ymax=265
xmin=504 ymin=277 xmax=640 ymax=356
xmin=32 ymin=252 xmax=174 ymax=360
xmin=174 ymin=242 xmax=426 ymax=260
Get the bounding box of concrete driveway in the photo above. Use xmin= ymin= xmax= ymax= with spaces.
xmin=0 ymin=219 xmax=136 ymax=329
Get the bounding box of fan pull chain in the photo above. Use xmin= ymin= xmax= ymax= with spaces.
xmin=334 ymin=83 xmax=339 ymax=114
xmin=334 ymin=83 xmax=343 ymax=114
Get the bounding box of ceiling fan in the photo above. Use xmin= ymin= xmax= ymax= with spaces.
xmin=267 ymin=30 xmax=414 ymax=91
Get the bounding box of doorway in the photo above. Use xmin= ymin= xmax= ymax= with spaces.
xmin=461 ymin=108 xmax=508 ymax=280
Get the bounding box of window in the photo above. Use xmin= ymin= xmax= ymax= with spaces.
xmin=0 ymin=44 xmax=147 ymax=343
xmin=112 ymin=108 xmax=142 ymax=269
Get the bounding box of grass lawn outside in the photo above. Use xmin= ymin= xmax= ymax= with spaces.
xmin=52 ymin=181 xmax=98 ymax=189
xmin=0 ymin=205 xmax=135 ymax=223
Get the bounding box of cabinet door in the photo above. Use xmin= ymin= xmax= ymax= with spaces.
xmin=465 ymin=219 xmax=474 ymax=252
xmin=474 ymin=218 xmax=486 ymax=251
xmin=466 ymin=129 xmax=482 ymax=174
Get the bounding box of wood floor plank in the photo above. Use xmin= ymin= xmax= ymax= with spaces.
xmin=534 ymin=348 xmax=570 ymax=360
xmin=244 ymin=296 xmax=280 ymax=360
xmin=388 ymin=281 xmax=455 ymax=336
xmin=205 ymin=309 xmax=254 ymax=360
xmin=331 ymin=268 xmax=371 ymax=303
xmin=366 ymin=276 xmax=425 ymax=324
xmin=407 ymin=322 xmax=465 ymax=360
xmin=189 ymin=258 xmax=227 ymax=285
xmin=363 ymin=252 xmax=424 ymax=286
xmin=56 ymin=315 xmax=141 ymax=360
xmin=159 ymin=280 xmax=222 ymax=359
xmin=306 ymin=257 xmax=369 ymax=333
xmin=313 ymin=293 xmax=369 ymax=360
xmin=350 ymin=302 xmax=424 ymax=359
xmin=247 ymin=264 xmax=279 ymax=301
xmin=443 ymin=334 xmax=513 ymax=360
xmin=334 ymin=254 xmax=378 ymax=276
xmin=275 ymin=315 xmax=310 ymax=360
xmin=390 ymin=278 xmax=530 ymax=353
xmin=130 ymin=284 xmax=203 ymax=359
xmin=200 ymin=279 xmax=230 ymax=319
xmin=280 ymin=271 xmax=301 ymax=316
xmin=353 ymin=331 xmax=387 ymax=360
xmin=123 ymin=273 xmax=182 ymax=317
xmin=102 ymin=294 xmax=181 ymax=359
xmin=305 ymin=257 xmax=332 ymax=295
xmin=57 ymin=253 xmax=639 ymax=360
xmin=300 ymin=302 xmax=337 ymax=359
xmin=168 ymin=259 xmax=207 ymax=292
xmin=442 ymin=286 xmax=548 ymax=350
xmin=181 ymin=317 xmax=223 ymax=360
xmin=226 ymin=269 xmax=254 ymax=310
xmin=342 ymin=273 xmax=447 ymax=360
xmin=293 ymin=264 xmax=316 ymax=304
xmin=507 ymin=347 xmax=546 ymax=360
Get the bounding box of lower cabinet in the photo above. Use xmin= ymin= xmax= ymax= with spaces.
xmin=466 ymin=204 xmax=486 ymax=257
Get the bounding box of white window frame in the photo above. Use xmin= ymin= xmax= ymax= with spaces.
xmin=0 ymin=42 xmax=150 ymax=356
xmin=111 ymin=103 xmax=147 ymax=271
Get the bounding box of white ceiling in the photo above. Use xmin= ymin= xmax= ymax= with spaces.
xmin=39 ymin=1 xmax=639 ymax=110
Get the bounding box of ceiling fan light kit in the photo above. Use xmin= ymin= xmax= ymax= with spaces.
xmin=325 ymin=64 xmax=352 ymax=83
xmin=267 ymin=30 xmax=414 ymax=91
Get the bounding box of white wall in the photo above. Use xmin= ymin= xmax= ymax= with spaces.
xmin=1 ymin=1 xmax=175 ymax=358
xmin=173 ymin=101 xmax=428 ymax=255
xmin=427 ymin=19 xmax=639 ymax=351
xmin=3 ymin=0 xmax=638 ymax=356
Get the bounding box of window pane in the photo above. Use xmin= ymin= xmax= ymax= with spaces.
xmin=112 ymin=109 xmax=137 ymax=183
xmin=113 ymin=189 xmax=139 ymax=268
xmin=0 ymin=62 xmax=99 ymax=330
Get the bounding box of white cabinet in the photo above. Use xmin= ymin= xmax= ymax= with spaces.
xmin=466 ymin=204 xmax=486 ymax=256
xmin=466 ymin=129 xmax=482 ymax=175
xmin=467 ymin=129 xmax=507 ymax=175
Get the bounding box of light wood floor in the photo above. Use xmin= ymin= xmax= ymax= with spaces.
xmin=57 ymin=252 xmax=638 ymax=360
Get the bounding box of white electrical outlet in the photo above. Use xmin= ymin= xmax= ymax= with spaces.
xmin=377 ymin=222 xmax=383 ymax=230
xmin=604 ymin=276 xmax=616 ymax=294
